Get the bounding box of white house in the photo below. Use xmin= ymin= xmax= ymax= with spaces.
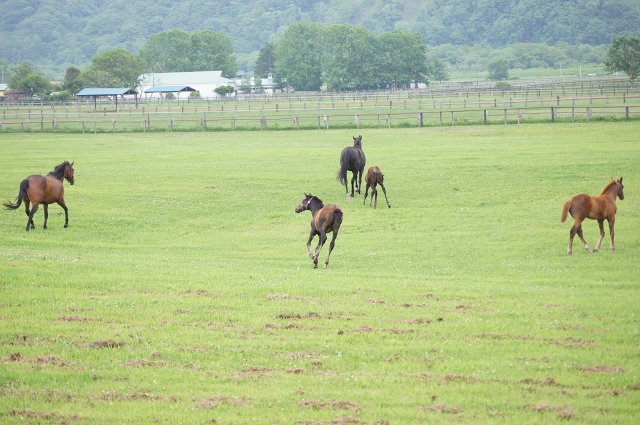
xmin=138 ymin=71 xmax=234 ymax=99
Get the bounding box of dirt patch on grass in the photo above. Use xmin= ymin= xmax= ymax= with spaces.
xmin=531 ymin=403 xmax=576 ymax=419
xmin=57 ymin=315 xmax=107 ymax=322
xmin=298 ymin=399 xmax=359 ymax=412
xmin=417 ymin=403 xmax=461 ymax=414
xmin=180 ymin=289 xmax=216 ymax=296
xmin=77 ymin=339 xmax=126 ymax=348
xmin=521 ymin=377 xmax=563 ymax=387
xmin=5 ymin=352 xmax=71 ymax=367
xmin=296 ymin=416 xmax=364 ymax=425
xmin=197 ymin=396 xmax=251 ymax=409
xmin=98 ymin=390 xmax=163 ymax=402
xmin=122 ymin=359 xmax=168 ymax=367
xmin=578 ymin=364 xmax=624 ymax=374
xmin=266 ymin=293 xmax=303 ymax=300
xmin=409 ymin=372 xmax=477 ymax=384
xmin=366 ymin=299 xmax=386 ymax=304
xmin=8 ymin=409 xmax=81 ymax=421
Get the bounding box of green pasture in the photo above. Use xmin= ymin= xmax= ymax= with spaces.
xmin=0 ymin=123 xmax=639 ymax=424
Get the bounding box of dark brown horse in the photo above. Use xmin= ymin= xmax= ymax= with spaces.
xmin=561 ymin=177 xmax=624 ymax=255
xmin=363 ymin=166 xmax=391 ymax=209
xmin=4 ymin=161 xmax=75 ymax=231
xmin=337 ymin=135 xmax=366 ymax=198
xmin=295 ymin=194 xmax=343 ymax=269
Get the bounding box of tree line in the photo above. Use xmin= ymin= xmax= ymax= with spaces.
xmin=5 ymin=28 xmax=640 ymax=98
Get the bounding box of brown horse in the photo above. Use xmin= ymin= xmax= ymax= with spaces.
xmin=561 ymin=177 xmax=624 ymax=255
xmin=4 ymin=161 xmax=75 ymax=231
xmin=337 ymin=135 xmax=366 ymax=198
xmin=295 ymin=194 xmax=343 ymax=269
xmin=363 ymin=166 xmax=391 ymax=209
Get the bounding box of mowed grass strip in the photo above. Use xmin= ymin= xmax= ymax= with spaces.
xmin=0 ymin=123 xmax=638 ymax=424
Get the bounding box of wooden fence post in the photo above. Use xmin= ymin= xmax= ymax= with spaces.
xmin=450 ymin=111 xmax=455 ymax=126
xmin=111 ymin=118 xmax=116 ymax=133
xmin=483 ymin=110 xmax=488 ymax=125
xmin=324 ymin=115 xmax=329 ymax=129
xmin=418 ymin=112 xmax=423 ymax=127
xmin=231 ymin=117 xmax=236 ymax=130
xmin=504 ymin=108 xmax=507 ymax=125
xmin=355 ymin=114 xmax=360 ymax=129
xmin=386 ymin=114 xmax=391 ymax=128
xmin=625 ymin=106 xmax=629 ymax=121
xmin=293 ymin=115 xmax=299 ymax=130
xmin=142 ymin=119 xmax=146 ymax=132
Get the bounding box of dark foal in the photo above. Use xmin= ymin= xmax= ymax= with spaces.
xmin=295 ymin=194 xmax=343 ymax=269
xmin=337 ymin=135 xmax=366 ymax=199
xmin=4 ymin=161 xmax=75 ymax=231
xmin=363 ymin=166 xmax=391 ymax=209
xmin=561 ymin=177 xmax=624 ymax=255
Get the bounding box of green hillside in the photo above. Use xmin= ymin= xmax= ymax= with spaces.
xmin=1 ymin=0 xmax=639 ymax=76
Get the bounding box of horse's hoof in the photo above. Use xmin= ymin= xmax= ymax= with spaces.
xmin=64 ymin=224 xmax=68 ymax=228
xmin=388 ymin=205 xmax=391 ymax=208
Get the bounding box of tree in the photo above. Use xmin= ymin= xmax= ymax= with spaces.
xmin=189 ymin=30 xmax=237 ymax=77
xmin=324 ymin=24 xmax=379 ymax=91
xmin=377 ymin=31 xmax=428 ymax=89
xmin=275 ymin=22 xmax=326 ymax=91
xmin=214 ymin=85 xmax=235 ymax=97
xmin=62 ymin=66 xmax=83 ymax=94
xmin=253 ymin=76 xmax=264 ymax=93
xmin=81 ymin=49 xmax=147 ymax=89
xmin=605 ymin=36 xmax=640 ymax=87
xmin=8 ymin=64 xmax=51 ymax=97
xmin=427 ymin=56 xmax=448 ymax=83
xmin=239 ymin=75 xmax=252 ymax=94
xmin=254 ymin=42 xmax=277 ymax=78
xmin=140 ymin=29 xmax=237 ymax=76
xmin=140 ymin=29 xmax=192 ymax=73
xmin=487 ymin=57 xmax=509 ymax=80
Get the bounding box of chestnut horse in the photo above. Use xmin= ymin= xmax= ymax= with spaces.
xmin=363 ymin=166 xmax=391 ymax=209
xmin=4 ymin=161 xmax=75 ymax=231
xmin=295 ymin=194 xmax=343 ymax=269
xmin=561 ymin=177 xmax=624 ymax=255
xmin=337 ymin=135 xmax=366 ymax=198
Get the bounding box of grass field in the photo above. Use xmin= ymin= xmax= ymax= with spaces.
xmin=0 ymin=123 xmax=639 ymax=424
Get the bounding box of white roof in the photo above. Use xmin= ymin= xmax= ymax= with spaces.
xmin=140 ymin=71 xmax=233 ymax=87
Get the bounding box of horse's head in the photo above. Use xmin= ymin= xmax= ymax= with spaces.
xmin=295 ymin=193 xmax=314 ymax=213
xmin=616 ymin=177 xmax=624 ymax=200
xmin=352 ymin=135 xmax=362 ymax=149
xmin=65 ymin=161 xmax=75 ymax=185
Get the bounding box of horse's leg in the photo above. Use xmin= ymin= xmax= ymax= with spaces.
xmin=26 ymin=203 xmax=39 ymax=232
xmin=363 ymin=182 xmax=371 ymax=205
xmin=23 ymin=198 xmax=35 ymax=230
xmin=350 ymin=173 xmax=356 ymax=197
xmin=379 ymin=182 xmax=391 ymax=208
xmin=373 ymin=185 xmax=379 ymax=209
xmin=58 ymin=198 xmax=69 ymax=228
xmin=608 ymin=217 xmax=616 ymax=251
xmin=314 ymin=232 xmax=328 ymax=269
xmin=594 ymin=219 xmax=605 ymax=252
xmin=356 ymin=169 xmax=362 ymax=195
xmin=575 ymin=224 xmax=590 ymax=253
xmin=43 ymin=204 xmax=49 ymax=229
xmin=306 ymin=231 xmax=316 ymax=260
xmin=324 ymin=231 xmax=339 ymax=269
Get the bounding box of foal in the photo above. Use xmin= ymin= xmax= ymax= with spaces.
xmin=4 ymin=161 xmax=75 ymax=231
xmin=561 ymin=177 xmax=624 ymax=255
xmin=295 ymin=194 xmax=343 ymax=269
xmin=363 ymin=166 xmax=391 ymax=209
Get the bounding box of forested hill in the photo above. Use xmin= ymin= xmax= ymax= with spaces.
xmin=1 ymin=0 xmax=639 ymax=70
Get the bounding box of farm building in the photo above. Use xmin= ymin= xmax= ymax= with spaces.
xmin=139 ymin=71 xmax=233 ymax=99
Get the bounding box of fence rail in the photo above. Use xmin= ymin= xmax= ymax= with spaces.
xmin=1 ymin=103 xmax=637 ymax=134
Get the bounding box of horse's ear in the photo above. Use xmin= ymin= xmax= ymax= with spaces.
xmin=619 ymin=177 xmax=623 ymax=183
xmin=70 ymin=161 xmax=74 ymax=166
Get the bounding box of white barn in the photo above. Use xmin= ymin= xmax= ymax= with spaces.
xmin=139 ymin=71 xmax=234 ymax=99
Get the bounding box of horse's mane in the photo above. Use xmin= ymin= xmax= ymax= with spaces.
xmin=50 ymin=161 xmax=70 ymax=179
xmin=600 ymin=179 xmax=618 ymax=194
xmin=309 ymin=194 xmax=324 ymax=206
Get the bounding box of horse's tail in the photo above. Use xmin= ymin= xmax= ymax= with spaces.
xmin=333 ymin=208 xmax=343 ymax=230
xmin=560 ymin=199 xmax=572 ymax=223
xmin=337 ymin=154 xmax=348 ymax=186
xmin=3 ymin=179 xmax=28 ymax=210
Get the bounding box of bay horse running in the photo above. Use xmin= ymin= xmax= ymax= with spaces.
xmin=337 ymin=135 xmax=366 ymax=199
xmin=561 ymin=177 xmax=624 ymax=256
xmin=363 ymin=166 xmax=391 ymax=209
xmin=4 ymin=161 xmax=75 ymax=231
xmin=295 ymin=194 xmax=343 ymax=269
